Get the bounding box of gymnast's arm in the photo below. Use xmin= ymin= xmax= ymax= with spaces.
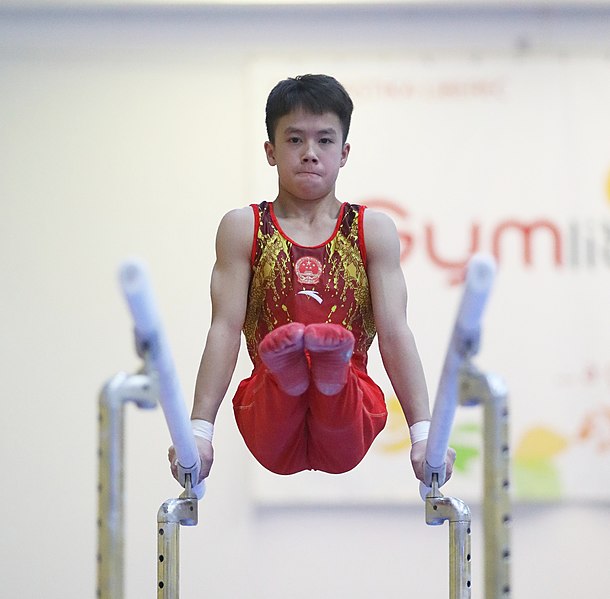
xmin=170 ymin=207 xmax=253 ymax=483
xmin=364 ymin=209 xmax=454 ymax=483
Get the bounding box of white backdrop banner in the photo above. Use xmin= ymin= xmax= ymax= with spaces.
xmin=245 ymin=56 xmax=610 ymax=504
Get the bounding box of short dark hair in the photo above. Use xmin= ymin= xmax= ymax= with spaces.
xmin=265 ymin=74 xmax=354 ymax=144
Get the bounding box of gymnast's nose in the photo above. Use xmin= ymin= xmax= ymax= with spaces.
xmin=301 ymin=142 xmax=319 ymax=163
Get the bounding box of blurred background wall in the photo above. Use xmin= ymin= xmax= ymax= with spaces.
xmin=1 ymin=2 xmax=609 ymax=598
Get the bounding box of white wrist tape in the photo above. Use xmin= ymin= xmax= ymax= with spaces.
xmin=191 ymin=419 xmax=214 ymax=442
xmin=409 ymin=420 xmax=430 ymax=444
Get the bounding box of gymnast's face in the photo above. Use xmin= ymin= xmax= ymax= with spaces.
xmin=264 ymin=108 xmax=350 ymax=202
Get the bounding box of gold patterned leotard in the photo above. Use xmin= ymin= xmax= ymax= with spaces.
xmin=244 ymin=201 xmax=375 ymax=372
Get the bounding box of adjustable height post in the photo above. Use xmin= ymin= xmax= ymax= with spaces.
xmin=97 ymin=371 xmax=157 ymax=599
xmin=426 ymin=478 xmax=472 ymax=599
xmin=157 ymin=478 xmax=199 ymax=599
xmin=460 ymin=366 xmax=511 ymax=598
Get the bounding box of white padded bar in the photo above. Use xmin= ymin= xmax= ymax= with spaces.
xmin=421 ymin=253 xmax=496 ymax=496
xmin=119 ymin=259 xmax=203 ymax=499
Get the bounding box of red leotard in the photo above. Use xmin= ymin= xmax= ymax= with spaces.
xmin=232 ymin=201 xmax=387 ymax=474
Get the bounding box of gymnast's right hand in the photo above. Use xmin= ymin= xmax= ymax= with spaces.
xmin=168 ymin=436 xmax=214 ymax=484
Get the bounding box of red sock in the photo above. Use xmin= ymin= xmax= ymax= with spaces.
xmin=304 ymin=324 xmax=355 ymax=396
xmin=258 ymin=323 xmax=310 ymax=396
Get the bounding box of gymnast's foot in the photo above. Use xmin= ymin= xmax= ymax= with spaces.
xmin=259 ymin=322 xmax=310 ymax=396
xmin=304 ymin=323 xmax=354 ymax=396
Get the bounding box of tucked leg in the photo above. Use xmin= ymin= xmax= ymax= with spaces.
xmin=232 ymin=368 xmax=310 ymax=475
xmin=304 ymin=323 xmax=355 ymax=395
xmin=259 ymin=322 xmax=310 ymax=396
xmin=306 ymin=368 xmax=388 ymax=474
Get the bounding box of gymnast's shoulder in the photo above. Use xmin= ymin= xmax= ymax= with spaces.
xmin=213 ymin=206 xmax=255 ymax=254
xmin=215 ymin=206 xmax=255 ymax=234
xmin=361 ymin=207 xmax=400 ymax=249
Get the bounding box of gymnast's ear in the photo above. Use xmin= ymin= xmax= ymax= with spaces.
xmin=340 ymin=142 xmax=350 ymax=168
xmin=264 ymin=141 xmax=277 ymax=166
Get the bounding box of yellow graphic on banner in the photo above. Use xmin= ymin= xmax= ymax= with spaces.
xmin=380 ymin=393 xmax=610 ymax=501
xmin=513 ymin=427 xmax=569 ymax=500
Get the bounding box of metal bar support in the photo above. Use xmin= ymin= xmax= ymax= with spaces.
xmin=460 ymin=365 xmax=511 ymax=599
xmin=97 ymin=371 xmax=157 ymax=599
xmin=426 ymin=478 xmax=473 ymax=599
xmin=157 ymin=478 xmax=199 ymax=599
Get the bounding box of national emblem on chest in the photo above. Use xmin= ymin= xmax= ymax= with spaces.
xmin=294 ymin=256 xmax=323 ymax=285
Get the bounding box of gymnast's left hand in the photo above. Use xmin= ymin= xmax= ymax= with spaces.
xmin=410 ymin=440 xmax=456 ymax=485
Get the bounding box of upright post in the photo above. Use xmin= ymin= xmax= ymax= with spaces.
xmin=425 ymin=478 xmax=472 ymax=599
xmin=97 ymin=372 xmax=157 ymax=599
xmin=157 ymin=478 xmax=199 ymax=599
xmin=460 ymin=366 xmax=511 ymax=598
